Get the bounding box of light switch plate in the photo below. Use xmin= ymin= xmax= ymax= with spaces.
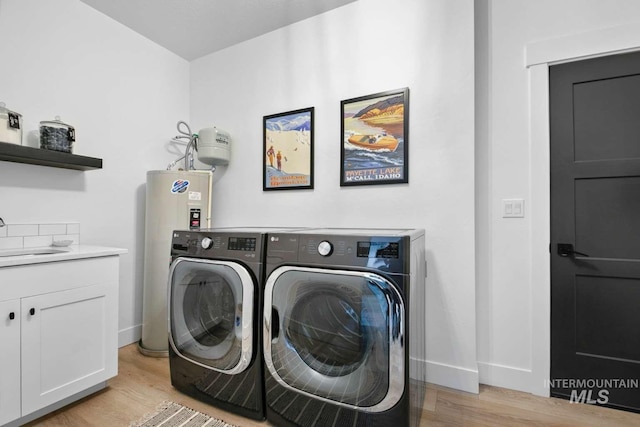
xmin=503 ymin=199 xmax=525 ymax=218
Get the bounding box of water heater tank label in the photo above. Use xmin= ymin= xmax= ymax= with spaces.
xmin=170 ymin=179 xmax=189 ymax=194
xmin=188 ymin=191 xmax=202 ymax=201
xmin=189 ymin=209 xmax=201 ymax=230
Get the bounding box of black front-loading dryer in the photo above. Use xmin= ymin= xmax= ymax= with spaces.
xmin=263 ymin=228 xmax=427 ymax=427
xmin=168 ymin=228 xmax=276 ymax=420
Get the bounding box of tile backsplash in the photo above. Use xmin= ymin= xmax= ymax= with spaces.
xmin=0 ymin=222 xmax=80 ymax=250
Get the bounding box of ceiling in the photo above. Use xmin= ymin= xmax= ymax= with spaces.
xmin=79 ymin=0 xmax=358 ymax=61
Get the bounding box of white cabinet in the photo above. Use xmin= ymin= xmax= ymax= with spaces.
xmin=0 ymin=299 xmax=21 ymax=426
xmin=21 ymin=283 xmax=117 ymax=414
xmin=0 ymin=255 xmax=120 ymax=426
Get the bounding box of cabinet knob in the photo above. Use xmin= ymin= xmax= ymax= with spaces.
xmin=29 ymin=308 xmax=35 ymax=316
xmin=9 ymin=312 xmax=15 ymax=320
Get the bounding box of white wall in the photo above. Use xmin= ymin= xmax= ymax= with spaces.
xmin=477 ymin=0 xmax=640 ymax=394
xmin=191 ymin=0 xmax=478 ymax=392
xmin=0 ymin=0 xmax=190 ymax=345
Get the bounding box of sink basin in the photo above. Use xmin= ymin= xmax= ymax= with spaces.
xmin=0 ymin=248 xmax=69 ymax=257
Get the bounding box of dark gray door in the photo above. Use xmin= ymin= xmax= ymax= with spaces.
xmin=550 ymin=51 xmax=640 ymax=411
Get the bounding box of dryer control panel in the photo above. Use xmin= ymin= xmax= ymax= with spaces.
xmin=356 ymin=241 xmax=400 ymax=258
xmin=267 ymin=233 xmax=408 ymax=274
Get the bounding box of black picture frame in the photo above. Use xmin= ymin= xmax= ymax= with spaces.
xmin=263 ymin=107 xmax=314 ymax=191
xmin=340 ymin=88 xmax=409 ymax=186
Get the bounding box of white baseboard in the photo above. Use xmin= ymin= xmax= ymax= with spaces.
xmin=424 ymin=359 xmax=479 ymax=394
xmin=118 ymin=324 xmax=142 ymax=348
xmin=5 ymin=382 xmax=107 ymax=427
xmin=478 ymin=361 xmax=532 ymax=393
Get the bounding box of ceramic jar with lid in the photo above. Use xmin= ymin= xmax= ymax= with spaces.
xmin=0 ymin=102 xmax=23 ymax=145
xmin=40 ymin=116 xmax=75 ymax=153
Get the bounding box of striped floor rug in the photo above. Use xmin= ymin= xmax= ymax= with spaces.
xmin=129 ymin=401 xmax=238 ymax=427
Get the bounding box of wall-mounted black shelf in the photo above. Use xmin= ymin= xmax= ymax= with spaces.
xmin=0 ymin=142 xmax=102 ymax=171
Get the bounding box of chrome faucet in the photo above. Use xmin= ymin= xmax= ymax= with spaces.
xmin=0 ymin=217 xmax=5 ymax=227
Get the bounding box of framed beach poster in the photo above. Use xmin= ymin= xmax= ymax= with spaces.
xmin=263 ymin=107 xmax=314 ymax=191
xmin=340 ymin=88 xmax=409 ymax=186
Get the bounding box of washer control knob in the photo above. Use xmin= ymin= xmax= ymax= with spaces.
xmin=317 ymin=241 xmax=333 ymax=256
xmin=201 ymin=237 xmax=213 ymax=249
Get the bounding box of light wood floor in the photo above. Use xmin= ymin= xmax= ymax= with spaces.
xmin=25 ymin=343 xmax=640 ymax=426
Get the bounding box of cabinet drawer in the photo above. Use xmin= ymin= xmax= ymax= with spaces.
xmin=0 ymin=256 xmax=119 ymax=301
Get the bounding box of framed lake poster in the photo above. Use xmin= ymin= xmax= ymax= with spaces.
xmin=340 ymin=88 xmax=409 ymax=186
xmin=263 ymin=107 xmax=314 ymax=191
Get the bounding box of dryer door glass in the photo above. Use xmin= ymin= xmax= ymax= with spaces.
xmin=169 ymin=258 xmax=254 ymax=374
xmin=264 ymin=266 xmax=405 ymax=411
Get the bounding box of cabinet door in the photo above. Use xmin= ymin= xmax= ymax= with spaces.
xmin=21 ymin=283 xmax=117 ymax=416
xmin=0 ymin=299 xmax=21 ymax=425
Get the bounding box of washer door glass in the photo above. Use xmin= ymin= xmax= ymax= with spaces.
xmin=264 ymin=266 xmax=405 ymax=412
xmin=169 ymin=258 xmax=254 ymax=374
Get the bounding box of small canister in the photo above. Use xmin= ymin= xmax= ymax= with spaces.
xmin=40 ymin=116 xmax=75 ymax=153
xmin=0 ymin=102 xmax=23 ymax=145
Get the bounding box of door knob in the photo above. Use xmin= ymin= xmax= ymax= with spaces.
xmin=557 ymin=243 xmax=589 ymax=257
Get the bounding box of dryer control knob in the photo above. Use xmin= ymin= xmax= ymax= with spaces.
xmin=317 ymin=241 xmax=333 ymax=256
xmin=201 ymin=237 xmax=213 ymax=249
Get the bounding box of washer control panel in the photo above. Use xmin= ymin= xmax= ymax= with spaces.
xmin=171 ymin=231 xmax=262 ymax=260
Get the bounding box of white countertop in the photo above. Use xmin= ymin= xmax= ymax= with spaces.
xmin=0 ymin=245 xmax=127 ymax=268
